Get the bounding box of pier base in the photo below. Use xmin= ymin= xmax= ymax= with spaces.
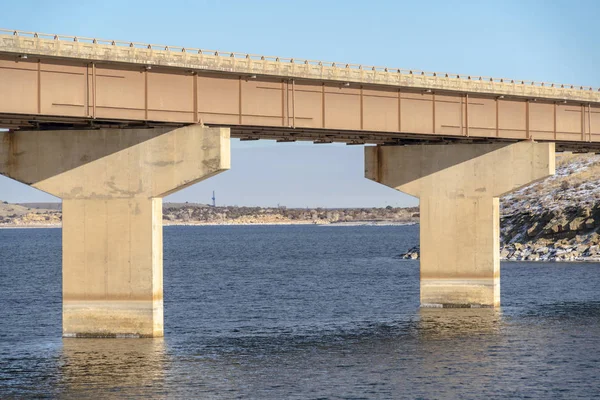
xmin=366 ymin=142 xmax=554 ymax=307
xmin=1 ymin=125 xmax=230 ymax=337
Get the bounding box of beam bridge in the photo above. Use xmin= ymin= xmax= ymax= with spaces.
xmin=0 ymin=29 xmax=575 ymax=337
xmin=0 ymin=29 xmax=599 ymax=151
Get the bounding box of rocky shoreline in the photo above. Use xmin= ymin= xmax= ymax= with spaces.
xmin=400 ymin=241 xmax=600 ymax=262
xmin=399 ymin=153 xmax=600 ymax=262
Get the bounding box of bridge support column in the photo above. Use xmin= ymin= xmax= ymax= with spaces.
xmin=1 ymin=125 xmax=230 ymax=337
xmin=366 ymin=142 xmax=554 ymax=307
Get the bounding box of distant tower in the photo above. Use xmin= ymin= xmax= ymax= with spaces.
xmin=212 ymin=191 xmax=216 ymax=207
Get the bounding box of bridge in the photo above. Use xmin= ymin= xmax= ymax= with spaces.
xmin=0 ymin=29 xmax=584 ymax=338
xmin=1 ymin=29 xmax=599 ymax=148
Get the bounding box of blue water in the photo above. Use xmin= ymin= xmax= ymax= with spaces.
xmin=1 ymin=225 xmax=599 ymax=399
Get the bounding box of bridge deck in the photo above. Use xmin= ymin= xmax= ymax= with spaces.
xmin=1 ymin=29 xmax=599 ymax=151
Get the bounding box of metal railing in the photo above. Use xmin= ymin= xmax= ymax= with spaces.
xmin=1 ymin=28 xmax=598 ymax=93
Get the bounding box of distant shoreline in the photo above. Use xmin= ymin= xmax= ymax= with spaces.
xmin=0 ymin=221 xmax=417 ymax=229
xmin=0 ymin=224 xmax=61 ymax=229
xmin=1 ymin=203 xmax=419 ymax=228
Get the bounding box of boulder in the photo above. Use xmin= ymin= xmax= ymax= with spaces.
xmin=544 ymin=222 xmax=562 ymax=234
xmin=527 ymin=222 xmax=542 ymax=237
xmin=569 ymin=217 xmax=585 ymax=232
xmin=534 ymin=246 xmax=549 ymax=255
xmin=400 ymin=246 xmax=420 ymax=260
xmin=571 ymin=250 xmax=580 ymax=258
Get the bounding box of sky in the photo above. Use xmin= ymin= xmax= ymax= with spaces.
xmin=1 ymin=0 xmax=599 ymax=207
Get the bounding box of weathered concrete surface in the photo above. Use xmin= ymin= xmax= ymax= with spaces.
xmin=1 ymin=125 xmax=230 ymax=337
xmin=366 ymin=142 xmax=555 ymax=307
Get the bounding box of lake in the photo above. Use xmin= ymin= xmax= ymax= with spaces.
xmin=1 ymin=225 xmax=599 ymax=399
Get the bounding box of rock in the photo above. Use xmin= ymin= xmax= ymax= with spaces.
xmin=585 ymin=218 xmax=595 ymax=229
xmin=400 ymin=245 xmax=420 ymax=260
xmin=569 ymin=217 xmax=585 ymax=231
xmin=534 ymin=246 xmax=549 ymax=255
xmin=545 ymin=223 xmax=561 ymax=234
xmin=513 ymin=250 xmax=522 ymax=259
xmin=527 ymin=222 xmax=542 ymax=237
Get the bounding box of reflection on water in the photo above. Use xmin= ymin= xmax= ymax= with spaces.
xmin=417 ymin=308 xmax=503 ymax=338
xmin=412 ymin=308 xmax=507 ymax=399
xmin=58 ymin=339 xmax=167 ymax=398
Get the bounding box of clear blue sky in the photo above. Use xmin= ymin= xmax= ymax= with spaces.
xmin=1 ymin=0 xmax=598 ymax=207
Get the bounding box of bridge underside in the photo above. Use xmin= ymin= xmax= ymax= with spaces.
xmin=0 ymin=116 xmax=596 ymax=152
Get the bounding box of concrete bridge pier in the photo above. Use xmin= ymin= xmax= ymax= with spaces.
xmin=366 ymin=142 xmax=555 ymax=307
xmin=0 ymin=125 xmax=230 ymax=337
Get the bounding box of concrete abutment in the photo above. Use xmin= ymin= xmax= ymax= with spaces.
xmin=366 ymin=142 xmax=555 ymax=307
xmin=0 ymin=125 xmax=230 ymax=337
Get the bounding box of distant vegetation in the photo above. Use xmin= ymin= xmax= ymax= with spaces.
xmin=163 ymin=205 xmax=419 ymax=225
xmin=0 ymin=201 xmax=419 ymax=226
